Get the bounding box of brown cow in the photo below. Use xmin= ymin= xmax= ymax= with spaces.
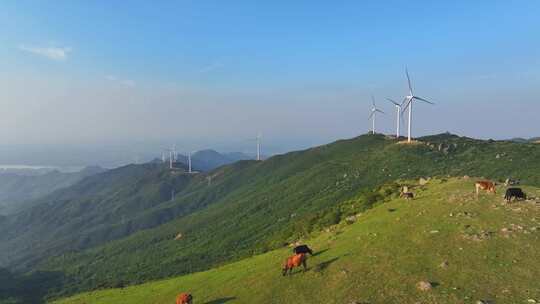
xmin=282 ymin=253 xmax=307 ymax=276
xmin=176 ymin=293 xmax=193 ymax=304
xmin=475 ymin=180 xmax=496 ymax=195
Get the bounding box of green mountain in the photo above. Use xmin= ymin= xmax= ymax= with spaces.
xmin=175 ymin=149 xmax=252 ymax=172
xmin=54 ymin=178 xmax=540 ymax=304
xmin=0 ymin=166 xmax=105 ymax=215
xmin=2 ymin=133 xmax=540 ymax=302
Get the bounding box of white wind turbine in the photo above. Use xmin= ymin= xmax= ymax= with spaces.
xmin=187 ymin=150 xmax=199 ymax=174
xmin=188 ymin=151 xmax=193 ymax=173
xmin=386 ymin=98 xmax=402 ymax=138
xmin=368 ymin=96 xmax=384 ymax=134
xmin=256 ymin=133 xmax=262 ymax=161
xmin=401 ymin=68 xmax=434 ymax=142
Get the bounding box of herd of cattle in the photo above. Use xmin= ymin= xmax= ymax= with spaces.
xmin=176 ymin=178 xmax=531 ymax=303
xmin=399 ymin=179 xmax=528 ymax=203
xmin=475 ymin=180 xmax=527 ymax=202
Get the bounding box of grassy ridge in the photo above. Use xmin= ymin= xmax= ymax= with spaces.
xmin=53 ymin=178 xmax=540 ymax=304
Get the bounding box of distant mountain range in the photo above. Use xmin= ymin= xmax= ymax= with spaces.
xmin=0 ymin=150 xmax=251 ymax=216
xmin=507 ymin=137 xmax=540 ymax=143
xmin=0 ymin=166 xmax=105 ymax=215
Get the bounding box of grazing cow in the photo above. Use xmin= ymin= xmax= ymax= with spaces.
xmin=282 ymin=253 xmax=307 ymax=276
xmin=176 ymin=293 xmax=193 ymax=304
xmin=504 ymin=178 xmax=520 ymax=186
xmin=504 ymin=188 xmax=526 ymax=202
xmin=475 ymin=181 xmax=496 ymax=195
xmin=293 ymin=244 xmax=313 ymax=256
xmin=400 ymin=192 xmax=414 ymax=200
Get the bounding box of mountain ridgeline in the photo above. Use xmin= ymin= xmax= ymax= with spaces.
xmin=0 ymin=166 xmax=105 ymax=215
xmin=1 ymin=133 xmax=540 ymax=300
xmin=174 ymin=149 xmax=252 ymax=172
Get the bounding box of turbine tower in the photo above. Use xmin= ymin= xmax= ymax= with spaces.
xmin=386 ymin=98 xmax=402 ymax=138
xmin=188 ymin=151 xmax=192 ymax=173
xmin=256 ymin=133 xmax=262 ymax=161
xmin=401 ymin=68 xmax=434 ymax=142
xmin=368 ymin=96 xmax=384 ymax=134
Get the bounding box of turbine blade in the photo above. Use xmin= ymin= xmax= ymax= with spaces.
xmin=406 ymin=67 xmax=413 ymax=95
xmin=414 ymin=96 xmax=435 ymax=105
xmin=386 ymin=98 xmax=399 ymax=106
xmin=400 ymin=97 xmax=408 ymax=107
xmin=371 ymin=95 xmax=375 ymax=106
xmin=368 ymin=111 xmax=374 ymax=120
xmin=376 ymin=109 xmax=385 ymax=114
xmin=401 ymin=98 xmax=412 ymax=114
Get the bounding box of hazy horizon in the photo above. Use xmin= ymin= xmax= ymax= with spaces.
xmin=1 ymin=1 xmax=539 ymax=166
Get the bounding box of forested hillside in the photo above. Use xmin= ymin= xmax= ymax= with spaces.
xmin=0 ymin=166 xmax=105 ymax=215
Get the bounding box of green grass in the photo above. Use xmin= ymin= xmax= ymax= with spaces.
xmin=53 ymin=178 xmax=540 ymax=304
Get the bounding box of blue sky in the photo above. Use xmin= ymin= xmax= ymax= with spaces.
xmin=0 ymin=1 xmax=539 ymax=165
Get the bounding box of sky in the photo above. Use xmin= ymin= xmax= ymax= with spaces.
xmin=0 ymin=1 xmax=539 ymax=166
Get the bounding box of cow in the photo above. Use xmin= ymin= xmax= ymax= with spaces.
xmin=176 ymin=293 xmax=193 ymax=304
xmin=282 ymin=253 xmax=307 ymax=276
xmin=293 ymin=244 xmax=313 ymax=256
xmin=504 ymin=178 xmax=520 ymax=186
xmin=400 ymin=192 xmax=414 ymax=200
xmin=504 ymin=188 xmax=526 ymax=202
xmin=475 ymin=181 xmax=496 ymax=195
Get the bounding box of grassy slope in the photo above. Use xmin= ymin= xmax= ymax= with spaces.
xmin=54 ymin=178 xmax=540 ymax=304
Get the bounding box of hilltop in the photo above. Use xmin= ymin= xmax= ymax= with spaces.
xmin=53 ymin=178 xmax=540 ymax=304
xmin=1 ymin=133 xmax=540 ymax=301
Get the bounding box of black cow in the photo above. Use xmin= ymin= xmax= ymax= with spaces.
xmin=504 ymin=188 xmax=526 ymax=202
xmin=293 ymin=245 xmax=313 ymax=256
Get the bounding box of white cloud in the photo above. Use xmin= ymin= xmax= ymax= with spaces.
xmin=19 ymin=45 xmax=72 ymax=61
xmin=105 ymin=75 xmax=118 ymax=81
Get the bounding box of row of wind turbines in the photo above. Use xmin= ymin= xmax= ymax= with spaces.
xmin=369 ymin=68 xmax=434 ymax=142
xmin=162 ymin=133 xmax=263 ymax=172
xmin=160 ymin=68 xmax=430 ymax=172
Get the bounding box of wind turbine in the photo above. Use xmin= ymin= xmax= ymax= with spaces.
xmin=187 ymin=150 xmax=199 ymax=174
xmin=386 ymin=98 xmax=402 ymax=138
xmin=401 ymin=68 xmax=434 ymax=142
xmin=368 ymin=96 xmax=384 ymax=134
xmin=188 ymin=151 xmax=192 ymax=173
xmin=245 ymin=134 xmax=262 ymax=161
xmin=168 ymin=150 xmax=174 ymax=169
xmin=256 ymin=133 xmax=262 ymax=161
